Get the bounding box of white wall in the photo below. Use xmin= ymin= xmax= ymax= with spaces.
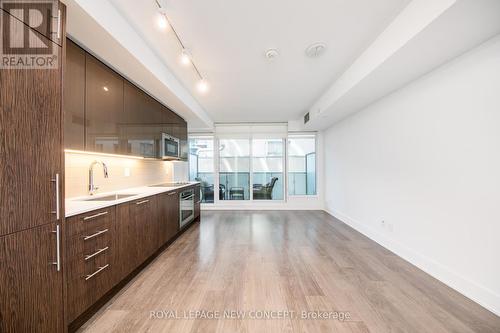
xmin=323 ymin=35 xmax=500 ymax=315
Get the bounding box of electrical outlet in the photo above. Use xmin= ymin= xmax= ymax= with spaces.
xmin=380 ymin=220 xmax=386 ymax=228
xmin=124 ymin=168 xmax=130 ymax=177
xmin=388 ymin=223 xmax=394 ymax=232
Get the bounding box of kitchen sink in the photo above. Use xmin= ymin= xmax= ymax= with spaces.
xmin=80 ymin=194 xmax=138 ymax=202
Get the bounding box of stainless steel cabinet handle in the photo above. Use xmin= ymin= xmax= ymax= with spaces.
xmin=168 ymin=192 xmax=177 ymax=196
xmin=136 ymin=199 xmax=149 ymax=205
xmin=85 ymin=247 xmax=109 ymax=261
xmin=83 ymin=211 xmax=108 ymax=221
xmin=51 ymin=174 xmax=60 ymax=220
xmin=57 ymin=9 xmax=61 ymax=40
xmin=51 ymin=225 xmax=61 ymax=271
xmin=83 ymin=229 xmax=108 ymax=241
xmin=85 ymin=264 xmax=109 ymax=281
xmin=196 ymin=201 xmax=201 ymax=204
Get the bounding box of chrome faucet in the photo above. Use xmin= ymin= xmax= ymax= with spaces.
xmin=89 ymin=160 xmax=109 ymax=195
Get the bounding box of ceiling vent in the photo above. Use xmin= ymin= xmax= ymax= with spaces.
xmin=265 ymin=48 xmax=279 ymax=60
xmin=305 ymin=43 xmax=327 ymax=58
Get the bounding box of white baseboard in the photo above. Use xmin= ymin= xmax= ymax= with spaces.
xmin=202 ymin=203 xmax=324 ymax=211
xmin=324 ymin=208 xmax=500 ymax=317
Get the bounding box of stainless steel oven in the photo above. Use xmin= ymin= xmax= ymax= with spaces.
xmin=160 ymin=133 xmax=180 ymax=159
xmin=179 ymin=188 xmax=195 ymax=228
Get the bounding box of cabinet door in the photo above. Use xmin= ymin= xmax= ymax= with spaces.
xmin=123 ymin=82 xmax=158 ymax=158
xmin=133 ymin=197 xmax=157 ymax=261
xmin=0 ymin=223 xmax=64 ymax=333
xmin=115 ymin=202 xmax=138 ymax=280
xmin=0 ymin=0 xmax=63 ymax=46
xmin=157 ymin=192 xmax=178 ymax=246
xmin=167 ymin=191 xmax=180 ymax=236
xmin=64 ymin=39 xmax=85 ymax=150
xmin=0 ymin=10 xmax=63 ymax=236
xmin=194 ymin=185 xmax=201 ymax=219
xmin=85 ymin=54 xmax=124 ymax=154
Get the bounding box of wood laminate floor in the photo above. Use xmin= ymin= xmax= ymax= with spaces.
xmin=78 ymin=210 xmax=500 ymax=333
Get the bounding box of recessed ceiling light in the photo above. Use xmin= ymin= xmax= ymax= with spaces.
xmin=103 ymin=86 xmax=109 ymax=92
xmin=305 ymin=43 xmax=327 ymax=58
xmin=265 ymin=48 xmax=279 ymax=60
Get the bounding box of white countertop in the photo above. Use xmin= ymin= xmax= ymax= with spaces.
xmin=65 ymin=182 xmax=200 ymax=218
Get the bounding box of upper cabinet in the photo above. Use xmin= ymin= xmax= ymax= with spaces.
xmin=123 ymin=82 xmax=163 ymax=158
xmin=0 ymin=10 xmax=63 ymax=236
xmin=63 ymin=38 xmax=188 ymax=160
xmin=0 ymin=0 xmax=64 ymax=46
xmin=85 ymin=53 xmax=125 ymax=155
xmin=64 ymin=40 xmax=85 ymax=150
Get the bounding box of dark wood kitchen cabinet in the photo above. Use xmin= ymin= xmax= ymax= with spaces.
xmin=65 ymin=208 xmax=116 ymax=322
xmin=115 ymin=202 xmax=139 ymax=280
xmin=64 ymin=37 xmax=188 ymax=160
xmin=194 ymin=184 xmax=201 ymax=219
xmin=135 ymin=196 xmax=159 ymax=262
xmin=0 ymin=11 xmax=63 ymax=236
xmin=123 ymin=82 xmax=163 ymax=158
xmin=167 ymin=191 xmax=180 ymax=232
xmin=64 ymin=39 xmax=86 ymax=150
xmin=115 ymin=196 xmax=158 ymax=281
xmin=0 ymin=223 xmax=64 ymax=333
xmin=63 ymin=187 xmax=194 ymax=328
xmin=157 ymin=191 xmax=179 ymax=246
xmin=85 ymin=53 xmax=124 ymax=154
xmin=0 ymin=7 xmax=66 ymax=332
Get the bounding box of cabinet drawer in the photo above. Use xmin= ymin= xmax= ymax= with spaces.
xmin=67 ymin=249 xmax=112 ymax=282
xmin=66 ymin=259 xmax=115 ymax=322
xmin=66 ymin=207 xmax=114 ymax=237
xmin=67 ymin=228 xmax=111 ymax=259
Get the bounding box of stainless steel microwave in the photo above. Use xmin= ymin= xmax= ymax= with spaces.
xmin=160 ymin=133 xmax=180 ymax=159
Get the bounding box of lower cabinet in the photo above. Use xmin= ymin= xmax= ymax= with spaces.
xmin=65 ymin=187 xmax=196 ymax=323
xmin=157 ymin=191 xmax=179 ymax=246
xmin=194 ymin=184 xmax=201 ymax=219
xmin=0 ymin=222 xmax=64 ymax=333
xmin=65 ymin=208 xmax=116 ymax=322
xmin=115 ymin=196 xmax=159 ymax=281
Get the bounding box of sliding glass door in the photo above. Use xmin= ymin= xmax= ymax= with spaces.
xmin=188 ymin=137 xmax=215 ymax=203
xmin=288 ymin=135 xmax=317 ymax=196
xmin=219 ymin=139 xmax=250 ymax=200
xmin=252 ymin=139 xmax=284 ymax=200
xmin=189 ymin=127 xmax=313 ymax=203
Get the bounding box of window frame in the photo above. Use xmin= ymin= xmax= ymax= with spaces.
xmin=287 ymin=133 xmax=318 ymax=197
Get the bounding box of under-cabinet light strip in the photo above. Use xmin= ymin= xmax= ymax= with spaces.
xmin=64 ymin=149 xmax=146 ymax=160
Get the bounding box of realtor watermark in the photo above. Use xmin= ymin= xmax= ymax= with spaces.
xmin=0 ymin=0 xmax=59 ymax=69
xmin=149 ymin=309 xmax=352 ymax=321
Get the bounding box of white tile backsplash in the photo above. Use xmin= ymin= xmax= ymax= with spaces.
xmin=65 ymin=152 xmax=174 ymax=198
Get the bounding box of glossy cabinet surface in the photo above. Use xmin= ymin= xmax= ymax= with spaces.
xmin=123 ymin=82 xmax=162 ymax=158
xmin=64 ymin=40 xmax=85 ymax=150
xmin=85 ymin=54 xmax=125 ymax=154
xmin=63 ymin=38 xmax=188 ymax=159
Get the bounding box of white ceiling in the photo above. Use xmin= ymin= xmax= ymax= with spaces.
xmin=108 ymin=0 xmax=410 ymax=124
